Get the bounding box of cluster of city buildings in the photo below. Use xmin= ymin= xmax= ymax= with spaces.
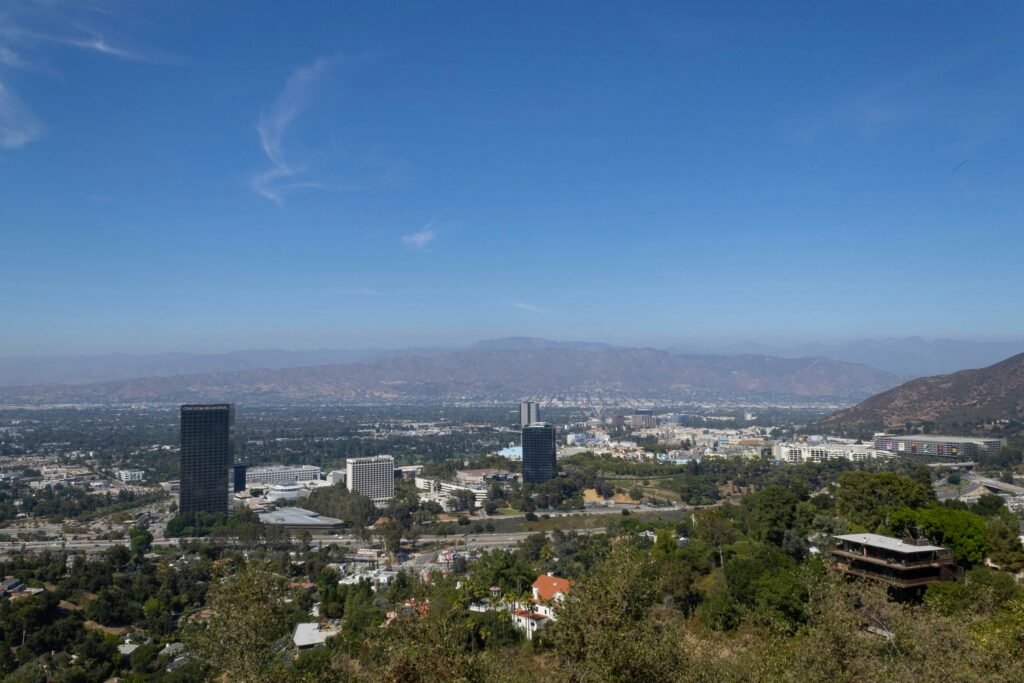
xmin=174 ymin=403 xmax=1011 ymax=529
xmin=176 ymin=404 xmax=403 ymax=517
xmin=172 ymin=400 xmax=563 ymax=531
xmin=415 ymin=468 xmax=519 ymax=511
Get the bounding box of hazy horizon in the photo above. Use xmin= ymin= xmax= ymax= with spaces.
xmin=2 ymin=333 xmax=1024 ymax=359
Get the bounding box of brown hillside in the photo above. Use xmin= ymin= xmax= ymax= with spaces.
xmin=821 ymin=352 xmax=1024 ymax=433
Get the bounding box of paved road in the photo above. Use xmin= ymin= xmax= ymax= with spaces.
xmin=0 ymin=519 xmax=619 ymax=560
xmin=489 ymin=503 xmax=682 ymax=520
xmin=0 ymin=536 xmax=196 ymax=559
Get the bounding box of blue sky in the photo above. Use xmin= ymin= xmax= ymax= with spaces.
xmin=1 ymin=1 xmax=1022 ymax=354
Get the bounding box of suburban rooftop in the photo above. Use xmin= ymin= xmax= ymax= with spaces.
xmin=833 ymin=533 xmax=946 ymax=554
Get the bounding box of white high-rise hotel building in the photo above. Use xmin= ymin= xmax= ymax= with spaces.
xmin=346 ymin=455 xmax=395 ymax=505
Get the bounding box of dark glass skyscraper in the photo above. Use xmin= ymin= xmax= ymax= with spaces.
xmin=522 ymin=422 xmax=557 ymax=484
xmin=180 ymin=404 xmax=234 ymax=515
xmin=232 ymin=464 xmax=248 ymax=493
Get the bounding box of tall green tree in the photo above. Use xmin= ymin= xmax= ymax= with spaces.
xmin=742 ymin=485 xmax=800 ymax=546
xmin=550 ymin=543 xmax=693 ymax=682
xmin=183 ymin=563 xmax=302 ymax=682
xmin=834 ymin=471 xmax=931 ymax=530
xmin=889 ymin=505 xmax=987 ymax=566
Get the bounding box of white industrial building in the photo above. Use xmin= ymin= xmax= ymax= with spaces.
xmin=774 ymin=441 xmax=882 ymax=464
xmin=116 ymin=469 xmax=145 ymax=483
xmin=246 ymin=465 xmax=322 ymax=486
xmin=415 ymin=477 xmax=488 ymax=510
xmin=346 ymin=455 xmax=395 ymax=505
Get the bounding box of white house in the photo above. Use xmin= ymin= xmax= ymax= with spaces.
xmin=511 ymin=574 xmax=574 ymax=639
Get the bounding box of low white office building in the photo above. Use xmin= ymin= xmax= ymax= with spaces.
xmin=246 ymin=465 xmax=322 ymax=486
xmin=774 ymin=441 xmax=882 ymax=464
xmin=116 ymin=470 xmax=145 ymax=483
xmin=414 ymin=477 xmax=487 ymax=509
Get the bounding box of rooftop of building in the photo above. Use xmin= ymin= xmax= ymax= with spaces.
xmin=258 ymin=507 xmax=343 ymax=528
xmin=533 ymin=574 xmax=573 ymax=601
xmin=181 ymin=403 xmax=233 ymax=411
xmin=293 ymin=622 xmax=340 ymax=648
xmin=457 ymin=468 xmax=516 ymax=477
xmin=346 ymin=455 xmax=395 ymax=463
xmin=833 ymin=533 xmax=946 ymax=554
xmin=247 ymin=464 xmax=320 ymax=472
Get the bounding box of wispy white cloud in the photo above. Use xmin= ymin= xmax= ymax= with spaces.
xmin=46 ymin=32 xmax=140 ymax=60
xmin=0 ymin=82 xmax=43 ymax=148
xmin=251 ymin=53 xmax=409 ymax=204
xmin=0 ymin=1 xmax=168 ymax=151
xmin=3 ymin=25 xmax=144 ymax=61
xmin=512 ymin=302 xmax=546 ymax=314
xmin=253 ymin=56 xmax=337 ymax=204
xmin=401 ymin=225 xmax=437 ymax=251
xmin=0 ymin=1 xmax=166 ymax=64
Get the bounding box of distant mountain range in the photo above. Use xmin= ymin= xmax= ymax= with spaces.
xmin=668 ymin=337 xmax=1024 ymax=377
xmin=0 ymin=347 xmax=452 ymax=387
xmin=3 ymin=336 xmax=1017 ymax=389
xmin=0 ymin=343 xmax=900 ymax=405
xmin=821 ymin=352 xmax=1024 ymax=434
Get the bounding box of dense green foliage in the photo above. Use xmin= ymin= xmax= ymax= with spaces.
xmin=0 ymin=482 xmax=164 ymax=524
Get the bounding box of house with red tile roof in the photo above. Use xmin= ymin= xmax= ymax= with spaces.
xmin=531 ymin=574 xmax=573 ymax=620
xmin=508 ymin=574 xmax=575 ymax=639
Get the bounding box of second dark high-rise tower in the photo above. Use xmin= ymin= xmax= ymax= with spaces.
xmin=179 ymin=403 xmax=234 ymax=515
xmin=522 ymin=422 xmax=557 ymax=483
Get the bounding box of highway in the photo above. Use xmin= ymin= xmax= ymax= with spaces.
xmin=0 ymin=497 xmax=676 ymax=560
xmin=0 ymin=526 xmax=612 ymax=560
xmin=0 ymin=537 xmax=187 ymax=559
